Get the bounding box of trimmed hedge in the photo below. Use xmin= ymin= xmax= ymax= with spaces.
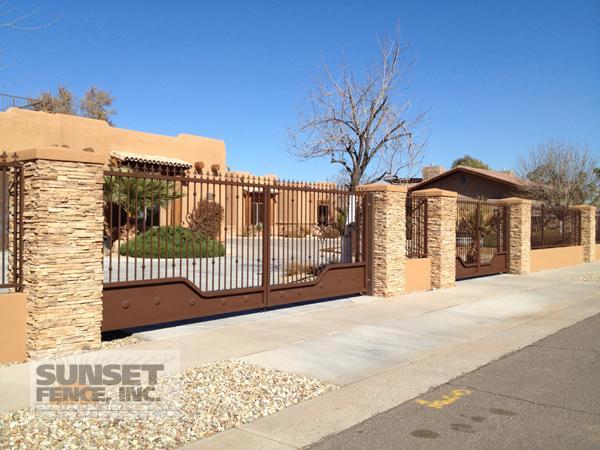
xmin=119 ymin=226 xmax=225 ymax=258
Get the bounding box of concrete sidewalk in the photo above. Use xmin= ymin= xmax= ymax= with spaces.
xmin=308 ymin=313 xmax=600 ymax=449
xmin=0 ymin=263 xmax=598 ymax=447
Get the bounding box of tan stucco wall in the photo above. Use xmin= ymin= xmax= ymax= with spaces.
xmin=596 ymin=244 xmax=600 ymax=261
xmin=0 ymin=108 xmax=226 ymax=169
xmin=530 ymin=246 xmax=584 ymax=272
xmin=406 ymin=258 xmax=432 ymax=293
xmin=0 ymin=293 xmax=27 ymax=364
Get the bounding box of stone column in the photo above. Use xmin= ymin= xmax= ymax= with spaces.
xmin=573 ymin=205 xmax=596 ymax=263
xmin=359 ymin=184 xmax=407 ymax=297
xmin=497 ymin=198 xmax=532 ymax=275
xmin=411 ymin=189 xmax=457 ymax=289
xmin=19 ymin=148 xmax=105 ymax=358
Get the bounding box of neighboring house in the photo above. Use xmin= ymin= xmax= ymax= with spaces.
xmin=409 ymin=165 xmax=527 ymax=200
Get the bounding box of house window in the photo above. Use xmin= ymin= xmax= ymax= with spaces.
xmin=318 ymin=204 xmax=330 ymax=225
xmin=250 ymin=194 xmax=263 ymax=226
xmin=460 ymin=174 xmax=467 ymax=184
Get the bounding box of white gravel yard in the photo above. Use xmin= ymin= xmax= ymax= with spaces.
xmin=0 ymin=360 xmax=336 ymax=449
xmin=576 ymin=272 xmax=600 ymax=283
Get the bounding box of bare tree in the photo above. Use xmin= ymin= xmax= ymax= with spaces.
xmin=0 ymin=2 xmax=62 ymax=30
xmin=518 ymin=141 xmax=599 ymax=216
xmin=33 ymin=86 xmax=117 ymax=125
xmin=289 ymin=30 xmax=425 ymax=189
xmin=0 ymin=2 xmax=62 ymax=69
xmin=35 ymin=86 xmax=76 ymax=114
xmin=80 ymin=86 xmax=116 ymax=125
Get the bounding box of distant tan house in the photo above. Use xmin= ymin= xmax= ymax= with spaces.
xmin=410 ymin=165 xmax=528 ymax=200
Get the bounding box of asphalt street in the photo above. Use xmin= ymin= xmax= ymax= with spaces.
xmin=309 ymin=312 xmax=600 ymax=450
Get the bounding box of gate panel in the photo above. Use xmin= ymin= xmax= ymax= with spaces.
xmin=456 ymin=200 xmax=508 ymax=280
xmin=102 ymin=166 xmax=368 ymax=331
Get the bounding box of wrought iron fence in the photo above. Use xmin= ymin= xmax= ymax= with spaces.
xmin=530 ymin=205 xmax=581 ymax=249
xmin=596 ymin=210 xmax=599 ymax=244
xmin=456 ymin=200 xmax=507 ymax=266
xmin=103 ymin=164 xmax=367 ymax=291
xmin=0 ymin=93 xmax=39 ymax=112
xmin=406 ymin=196 xmax=427 ymax=258
xmin=0 ymin=152 xmax=24 ymax=291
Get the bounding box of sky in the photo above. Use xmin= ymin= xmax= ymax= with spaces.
xmin=1 ymin=0 xmax=599 ymax=181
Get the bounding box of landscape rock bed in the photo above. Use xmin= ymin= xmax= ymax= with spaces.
xmin=576 ymin=272 xmax=600 ymax=283
xmin=0 ymin=360 xmax=336 ymax=449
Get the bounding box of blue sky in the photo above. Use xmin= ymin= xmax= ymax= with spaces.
xmin=2 ymin=0 xmax=599 ymax=180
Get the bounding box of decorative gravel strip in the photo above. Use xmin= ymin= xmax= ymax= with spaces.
xmin=0 ymin=360 xmax=337 ymax=449
xmin=576 ymin=272 xmax=600 ymax=283
xmin=100 ymin=335 xmax=142 ymax=350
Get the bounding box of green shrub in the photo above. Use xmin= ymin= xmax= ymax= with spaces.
xmin=119 ymin=226 xmax=225 ymax=258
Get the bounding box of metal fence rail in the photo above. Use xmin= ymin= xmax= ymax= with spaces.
xmin=103 ymin=165 xmax=366 ymax=292
xmin=0 ymin=153 xmax=24 ymax=291
xmin=0 ymin=93 xmax=39 ymax=112
xmin=102 ymin=164 xmax=370 ymax=330
xmin=406 ymin=196 xmax=427 ymax=258
xmin=531 ymin=205 xmax=581 ymax=249
xmin=456 ymin=199 xmax=507 ymax=267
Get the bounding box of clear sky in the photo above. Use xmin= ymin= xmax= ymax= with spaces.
xmin=2 ymin=0 xmax=599 ymax=181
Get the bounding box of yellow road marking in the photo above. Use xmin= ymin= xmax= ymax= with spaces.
xmin=415 ymin=388 xmax=472 ymax=409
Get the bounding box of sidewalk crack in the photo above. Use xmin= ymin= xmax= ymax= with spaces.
xmin=448 ymin=383 xmax=600 ymax=417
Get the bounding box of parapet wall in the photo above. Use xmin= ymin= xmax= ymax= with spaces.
xmin=0 ymin=108 xmax=226 ymax=170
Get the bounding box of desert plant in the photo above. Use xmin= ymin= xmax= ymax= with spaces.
xmin=316 ymin=225 xmax=341 ymax=239
xmin=104 ymin=172 xmax=183 ymax=230
xmin=284 ymin=262 xmax=319 ymax=277
xmin=281 ymin=225 xmax=311 ymax=238
xmin=118 ymin=226 xmax=225 ymax=258
xmin=242 ymin=223 xmax=263 ymax=237
xmin=187 ymin=199 xmax=224 ymax=240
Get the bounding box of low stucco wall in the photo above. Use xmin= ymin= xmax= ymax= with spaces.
xmin=406 ymin=257 xmax=432 ymax=293
xmin=596 ymin=244 xmax=600 ymax=261
xmin=0 ymin=293 xmax=27 ymax=364
xmin=530 ymin=246 xmax=584 ymax=272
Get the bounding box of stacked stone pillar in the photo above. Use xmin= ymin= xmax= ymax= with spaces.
xmin=411 ymin=189 xmax=457 ymax=289
xmin=359 ymin=184 xmax=407 ymax=297
xmin=19 ymin=148 xmax=105 ymax=358
xmin=497 ymin=198 xmax=532 ymax=274
xmin=574 ymin=205 xmax=596 ymax=263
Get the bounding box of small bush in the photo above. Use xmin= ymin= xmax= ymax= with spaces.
xmin=281 ymin=225 xmax=311 ymax=238
xmin=119 ymin=226 xmax=225 ymax=258
xmin=316 ymin=225 xmax=341 ymax=239
xmin=285 ymin=262 xmax=319 ymax=277
xmin=242 ymin=223 xmax=263 ymax=237
xmin=188 ymin=200 xmax=223 ymax=240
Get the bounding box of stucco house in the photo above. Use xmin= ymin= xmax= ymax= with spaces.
xmin=0 ymin=106 xmax=340 ymax=237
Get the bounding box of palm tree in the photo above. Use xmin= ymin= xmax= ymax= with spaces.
xmin=103 ymin=172 xmax=183 ymax=246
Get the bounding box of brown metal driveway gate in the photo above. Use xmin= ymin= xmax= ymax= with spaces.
xmin=102 ymin=167 xmax=370 ymax=331
xmin=455 ymin=199 xmax=508 ymax=280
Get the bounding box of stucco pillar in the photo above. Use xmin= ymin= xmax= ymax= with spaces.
xmin=411 ymin=189 xmax=457 ymax=289
xmin=360 ymin=184 xmax=407 ymax=297
xmin=497 ymin=198 xmax=532 ymax=275
xmin=573 ymin=205 xmax=596 ymax=263
xmin=19 ymin=148 xmax=105 ymax=358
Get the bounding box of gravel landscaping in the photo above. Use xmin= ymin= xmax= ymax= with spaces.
xmin=0 ymin=360 xmax=336 ymax=449
xmin=100 ymin=335 xmax=142 ymax=350
xmin=576 ymin=272 xmax=600 ymax=283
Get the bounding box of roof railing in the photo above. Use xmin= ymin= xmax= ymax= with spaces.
xmin=0 ymin=93 xmax=40 ymax=112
